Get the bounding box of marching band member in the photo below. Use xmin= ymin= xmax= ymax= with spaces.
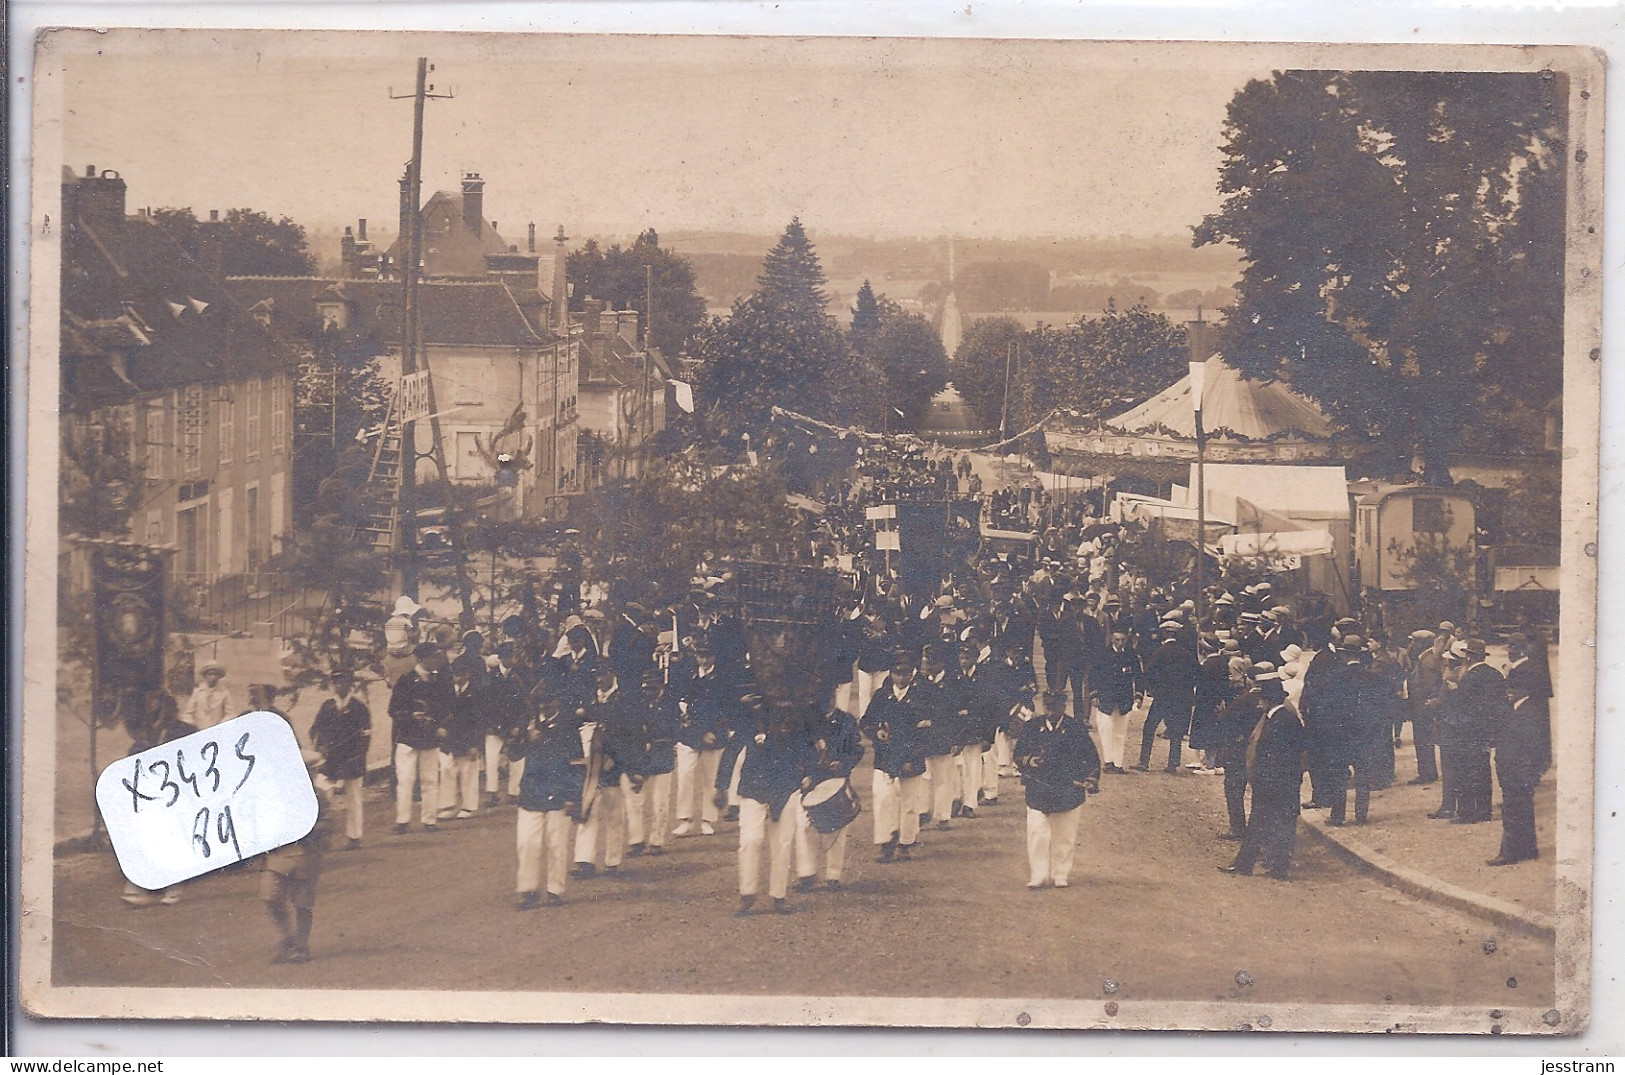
xmin=514 ymin=680 xmax=585 ymax=909
xmin=309 ymin=669 xmax=371 ymax=850
xmin=795 ymin=700 xmax=866 ymax=890
xmin=919 ymin=643 xmax=961 ymax=831
xmin=736 ymin=703 xmax=817 ymax=915
xmin=672 ymin=643 xmax=733 ymax=837
xmin=1015 ymin=689 xmax=1101 ymax=889
xmin=626 ymin=666 xmax=679 ymax=857
xmin=572 ymin=666 xmax=644 ymax=878
xmin=860 ymin=650 xmax=932 ymax=862
xmin=388 ymin=642 xmax=452 ymax=835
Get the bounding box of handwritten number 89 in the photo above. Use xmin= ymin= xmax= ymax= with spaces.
xmin=191 ymin=805 xmax=243 ymax=861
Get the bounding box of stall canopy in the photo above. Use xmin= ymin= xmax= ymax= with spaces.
xmin=1194 ymin=463 xmax=1350 ymax=528
xmin=1216 ymin=530 xmax=1335 ymax=559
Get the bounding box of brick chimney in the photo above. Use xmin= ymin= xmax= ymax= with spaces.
xmin=462 ymin=173 xmax=485 ymax=235
xmin=551 ymin=225 xmax=569 ymax=332
xmin=582 ymin=298 xmax=604 ymax=339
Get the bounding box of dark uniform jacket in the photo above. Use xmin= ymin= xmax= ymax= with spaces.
xmin=443 ymin=679 xmax=485 ymax=755
xmin=676 ymin=667 xmax=737 ymax=750
xmin=917 ymin=673 xmax=959 ymax=757
xmin=1494 ymin=696 xmax=1544 ymax=787
xmin=1091 ymin=644 xmax=1142 ymax=715
xmin=389 ymin=668 xmax=452 ymax=750
xmin=1213 ymin=686 xmax=1265 ymax=768
xmin=516 ymin=718 xmax=586 ymax=813
xmin=639 ymin=688 xmax=680 ymax=776
xmin=586 ymin=688 xmax=649 ymax=788
xmin=1144 ymin=640 xmax=1198 ymax=717
xmin=311 ymin=695 xmax=371 ymax=780
xmin=738 ymin=716 xmax=817 ymax=817
xmin=860 ymin=681 xmax=932 ymax=778
xmin=1015 ymin=715 xmax=1101 ymax=814
xmin=809 ymin=707 xmax=865 ymax=780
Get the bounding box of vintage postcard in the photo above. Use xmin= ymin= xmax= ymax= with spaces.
xmin=19 ymin=30 xmax=1602 ymax=1032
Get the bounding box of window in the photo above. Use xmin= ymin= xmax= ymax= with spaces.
xmin=244 ymin=378 xmax=263 ymax=461
xmin=143 ymin=397 xmax=167 ymax=480
xmin=1412 ymin=497 xmax=1449 ymax=533
xmin=146 ymin=509 xmax=164 ymax=544
xmin=217 ymin=392 xmax=234 ymax=466
xmin=317 ymin=302 xmax=347 ymax=331
xmin=269 ymin=473 xmax=285 ymax=555
xmin=270 ymin=375 xmax=286 ymax=454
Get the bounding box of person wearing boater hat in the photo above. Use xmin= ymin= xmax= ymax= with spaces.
xmin=1015 ymin=689 xmax=1101 ymax=889
xmin=1404 ymin=629 xmax=1444 ymax=785
xmin=1220 ymin=665 xmax=1307 ymax=880
xmin=1214 ymin=660 xmax=1267 ymax=840
xmin=182 ymin=659 xmax=233 ymax=730
xmin=513 ymin=677 xmax=585 ymax=909
xmin=1428 ymin=639 xmax=1471 ymax=820
xmin=310 ymin=669 xmax=371 ymax=850
xmin=1296 ymin=617 xmax=1360 ymax=809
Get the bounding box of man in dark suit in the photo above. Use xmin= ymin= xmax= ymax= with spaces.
xmin=1136 ymin=621 xmax=1198 ymax=774
xmin=1221 ymin=670 xmax=1308 ymax=880
xmin=1036 ymin=595 xmax=1087 ymax=715
xmin=1504 ymin=633 xmax=1554 ymax=778
xmin=1489 ymin=679 xmax=1543 ymax=865
xmin=1296 ymin=617 xmax=1358 ymax=808
xmin=1450 ymin=638 xmax=1507 ymax=825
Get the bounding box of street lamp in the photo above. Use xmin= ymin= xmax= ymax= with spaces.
xmin=1190 ymin=357 xmax=1207 ymax=647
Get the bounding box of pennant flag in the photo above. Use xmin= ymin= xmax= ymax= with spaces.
xmin=167 ymin=302 xmax=187 ymax=319
xmin=188 ymin=297 xmax=210 ymax=315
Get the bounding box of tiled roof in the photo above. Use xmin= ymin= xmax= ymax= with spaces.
xmin=61 ymin=206 xmax=298 ymax=405
xmin=225 ymin=277 xmax=554 ymax=349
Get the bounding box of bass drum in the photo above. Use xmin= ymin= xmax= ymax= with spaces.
xmin=802 ymin=778 xmax=861 ymax=833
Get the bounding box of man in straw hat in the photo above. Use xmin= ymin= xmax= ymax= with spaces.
xmin=182 ymin=659 xmax=233 ymax=730
xmin=1220 ymin=666 xmax=1306 ymax=880
xmin=310 ymin=669 xmax=371 ymax=850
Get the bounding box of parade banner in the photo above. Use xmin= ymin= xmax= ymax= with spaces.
xmin=91 ymin=543 xmax=167 ymax=694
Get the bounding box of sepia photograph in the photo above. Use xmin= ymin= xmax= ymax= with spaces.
xmin=18 ymin=29 xmax=1602 ymax=1033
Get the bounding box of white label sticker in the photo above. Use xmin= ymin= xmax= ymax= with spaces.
xmin=95 ymin=710 xmax=319 ymax=891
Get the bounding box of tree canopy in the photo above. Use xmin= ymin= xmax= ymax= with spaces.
xmin=953 ymin=304 xmax=1187 ymax=435
xmin=567 ymin=229 xmax=708 ymax=353
xmin=694 ymin=219 xmax=878 ymax=437
xmin=1194 ymin=70 xmax=1567 ymax=477
xmin=152 ymin=207 xmax=316 ymax=277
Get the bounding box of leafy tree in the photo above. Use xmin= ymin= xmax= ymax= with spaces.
xmin=872 ymin=311 xmax=949 ymax=430
xmin=695 ymin=219 xmax=879 ymax=436
xmin=151 ymin=207 xmax=316 ymax=277
xmin=850 ymin=280 xmax=884 ymax=347
xmin=567 ymin=230 xmax=708 ymax=353
xmin=1194 ymin=70 xmax=1567 ymax=480
xmin=952 ymin=316 xmax=1027 ymax=434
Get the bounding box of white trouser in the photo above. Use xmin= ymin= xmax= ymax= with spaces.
xmin=995 ymin=730 xmax=1015 ymax=774
xmin=516 ymin=808 xmax=573 ymax=896
xmin=1026 ymin=805 xmax=1083 ymax=886
xmin=438 ymin=750 xmax=481 ymax=814
xmin=394 ymin=744 xmax=440 ymax=826
xmin=959 ymin=747 xmax=983 ymax=809
xmin=925 ymin=754 xmax=957 ymax=821
xmin=574 ymin=785 xmax=626 ymax=867
xmin=1093 ymin=707 xmax=1130 ymax=769
xmin=872 ymin=770 xmax=925 ymax=846
xmin=738 ymin=796 xmax=798 ymax=898
xmin=333 ymin=777 xmax=365 ymax=840
xmin=794 ymin=796 xmax=851 ymax=882
xmin=727 ymin=745 xmax=746 ymax=807
xmin=854 ymin=670 xmax=882 ymax=717
xmin=622 ymin=771 xmax=674 ymax=848
xmin=485 ymin=734 xmax=523 ymax=796
xmin=981 ymin=744 xmax=1000 ymax=799
xmin=674 ymin=744 xmax=723 ymax=823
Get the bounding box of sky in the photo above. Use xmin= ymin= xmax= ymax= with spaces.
xmin=52 ymin=32 xmax=1273 ymax=242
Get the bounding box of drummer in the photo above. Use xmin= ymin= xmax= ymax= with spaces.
xmin=795 ymin=698 xmax=866 ymax=891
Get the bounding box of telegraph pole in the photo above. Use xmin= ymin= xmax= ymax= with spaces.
xmin=391 ymin=57 xmax=453 ymax=600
